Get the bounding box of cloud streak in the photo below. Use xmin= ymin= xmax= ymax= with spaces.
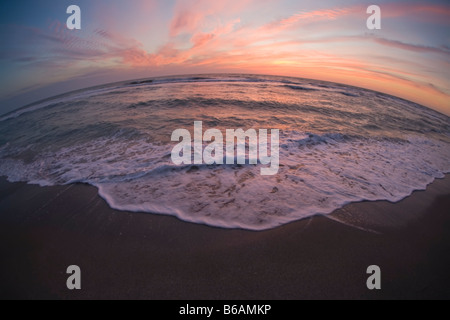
xmin=372 ymin=37 xmax=450 ymax=55
xmin=1 ymin=0 xmax=449 ymax=115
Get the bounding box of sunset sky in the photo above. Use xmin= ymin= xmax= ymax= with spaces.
xmin=1 ymin=0 xmax=449 ymax=115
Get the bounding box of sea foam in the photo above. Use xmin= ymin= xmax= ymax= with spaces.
xmin=0 ymin=75 xmax=449 ymax=230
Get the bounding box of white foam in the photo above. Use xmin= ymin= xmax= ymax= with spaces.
xmin=2 ymin=132 xmax=448 ymax=230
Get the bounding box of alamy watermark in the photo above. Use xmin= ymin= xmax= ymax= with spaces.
xmin=367 ymin=265 xmax=381 ymax=290
xmin=171 ymin=121 xmax=280 ymax=176
xmin=66 ymin=265 xmax=81 ymax=290
xmin=66 ymin=5 xmax=81 ymax=30
xmin=367 ymin=5 xmax=381 ymax=30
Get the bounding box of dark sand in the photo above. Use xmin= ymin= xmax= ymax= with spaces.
xmin=0 ymin=176 xmax=449 ymax=300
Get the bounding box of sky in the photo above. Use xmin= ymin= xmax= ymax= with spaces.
xmin=0 ymin=0 xmax=449 ymax=116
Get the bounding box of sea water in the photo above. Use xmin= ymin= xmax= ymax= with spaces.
xmin=0 ymin=74 xmax=449 ymax=230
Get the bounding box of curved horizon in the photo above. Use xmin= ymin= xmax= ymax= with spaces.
xmin=2 ymin=73 xmax=449 ymax=121
xmin=1 ymin=73 xmax=449 ymax=230
xmin=1 ymin=0 xmax=449 ymax=116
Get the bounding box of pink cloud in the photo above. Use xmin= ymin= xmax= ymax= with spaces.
xmin=169 ymin=0 xmax=253 ymax=36
xmin=9 ymin=1 xmax=449 ymax=114
xmin=381 ymin=3 xmax=450 ymax=24
xmin=258 ymin=5 xmax=365 ymax=36
xmin=274 ymin=7 xmax=358 ymax=28
xmin=191 ymin=33 xmax=215 ymax=48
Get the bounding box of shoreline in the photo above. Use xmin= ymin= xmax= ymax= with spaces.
xmin=0 ymin=175 xmax=449 ymax=299
xmin=3 ymin=173 xmax=449 ymax=233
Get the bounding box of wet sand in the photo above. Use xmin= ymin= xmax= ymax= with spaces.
xmin=0 ymin=176 xmax=449 ymax=299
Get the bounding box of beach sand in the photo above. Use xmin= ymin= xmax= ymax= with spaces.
xmin=0 ymin=176 xmax=449 ymax=300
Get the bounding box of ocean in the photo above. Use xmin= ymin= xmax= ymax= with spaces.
xmin=0 ymin=74 xmax=449 ymax=230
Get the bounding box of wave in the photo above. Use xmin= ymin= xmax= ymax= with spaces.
xmin=1 ymin=130 xmax=449 ymax=230
xmin=1 ymin=74 xmax=449 ymax=230
xmin=0 ymin=74 xmax=363 ymax=122
xmin=0 ymin=85 xmax=125 ymax=122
